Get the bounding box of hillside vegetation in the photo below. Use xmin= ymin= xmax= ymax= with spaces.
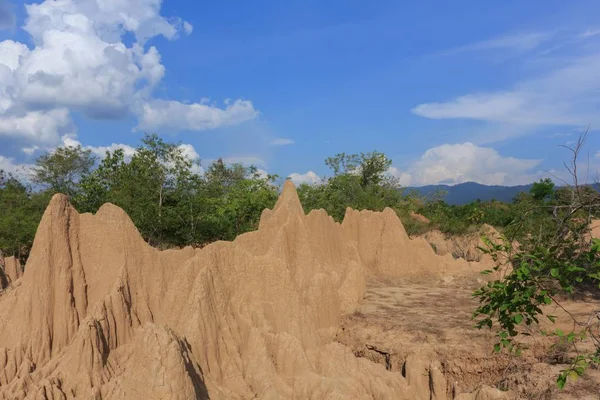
xmin=0 ymin=133 xmax=589 ymax=261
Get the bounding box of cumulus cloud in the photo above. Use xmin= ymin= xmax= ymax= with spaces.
xmin=0 ymin=109 xmax=74 ymax=146
xmin=61 ymin=135 xmax=136 ymax=159
xmin=23 ymin=0 xmax=187 ymax=44
xmin=135 ymin=99 xmax=258 ymax=132
xmin=386 ymin=167 xmax=412 ymax=186
xmin=394 ymin=142 xmax=544 ymax=186
xmin=0 ymin=155 xmax=22 ymax=174
xmin=61 ymin=135 xmax=201 ymax=170
xmin=288 ymin=171 xmax=321 ymax=185
xmin=0 ymin=0 xmax=258 ymax=154
xmin=270 ymin=138 xmax=295 ymax=146
xmin=0 ymin=1 xmax=177 ymax=127
xmin=0 ymin=155 xmax=34 ymax=179
xmin=178 ymin=143 xmax=200 ymax=162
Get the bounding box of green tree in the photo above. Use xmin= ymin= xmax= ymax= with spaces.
xmin=299 ymin=151 xmax=402 ymax=221
xmin=325 ymin=151 xmax=394 ymax=188
xmin=31 ymin=145 xmax=96 ymax=197
xmin=473 ymin=133 xmax=600 ymax=389
xmin=198 ymin=161 xmax=279 ymax=241
xmin=0 ymin=171 xmax=50 ymax=260
xmin=530 ymin=178 xmax=555 ymax=201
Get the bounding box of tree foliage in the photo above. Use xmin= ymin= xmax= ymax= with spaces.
xmin=0 ymin=171 xmax=50 ymax=260
xmin=1 ymin=134 xmax=280 ymax=256
xmin=530 ymin=178 xmax=555 ymax=201
xmin=31 ymin=145 xmax=96 ymax=197
xmin=298 ymin=151 xmax=402 ymax=221
xmin=472 ymin=132 xmax=600 ymax=389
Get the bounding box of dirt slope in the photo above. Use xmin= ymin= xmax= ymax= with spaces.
xmin=338 ymin=276 xmax=600 ymax=400
xmin=0 ymin=181 xmax=506 ymax=399
xmin=422 ymin=224 xmax=510 ymax=262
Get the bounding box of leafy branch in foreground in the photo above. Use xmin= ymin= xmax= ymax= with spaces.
xmin=472 ymin=130 xmax=600 ymax=389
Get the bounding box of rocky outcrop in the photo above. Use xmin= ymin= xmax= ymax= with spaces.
xmin=0 ymin=181 xmax=505 ymax=399
xmin=422 ymin=224 xmax=508 ymax=262
xmin=0 ymin=255 xmax=23 ymax=290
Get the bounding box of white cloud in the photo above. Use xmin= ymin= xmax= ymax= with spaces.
xmin=23 ymin=0 xmax=183 ymax=44
xmin=270 ymin=138 xmax=295 ymax=146
xmin=397 ymin=142 xmax=544 ymax=186
xmin=135 ymin=99 xmax=258 ymax=132
xmin=412 ymin=92 xmax=537 ymax=124
xmin=0 ymin=155 xmax=33 ymax=179
xmin=0 ymin=0 xmax=257 ymax=153
xmin=442 ymin=32 xmax=551 ymax=55
xmin=178 ymin=143 xmax=200 ymax=162
xmin=288 ymin=171 xmax=321 ymax=185
xmin=0 ymin=109 xmax=74 ymax=146
xmin=386 ymin=166 xmax=412 ymax=186
xmin=177 ymin=143 xmax=204 ymax=174
xmin=60 ymin=134 xmax=204 ymax=174
xmin=0 ymin=155 xmax=21 ymax=174
xmin=61 ymin=135 xmax=136 ymax=159
xmin=414 ymin=30 xmax=600 ymax=143
xmin=21 ymin=145 xmax=39 ymax=155
xmin=412 ymin=53 xmax=600 ymax=127
xmin=183 ymin=21 xmax=194 ymax=35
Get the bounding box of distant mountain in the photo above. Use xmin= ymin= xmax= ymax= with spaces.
xmin=404 ymin=182 xmax=534 ymax=205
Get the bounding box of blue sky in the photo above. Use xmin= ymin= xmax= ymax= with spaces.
xmin=0 ymin=0 xmax=599 ymax=186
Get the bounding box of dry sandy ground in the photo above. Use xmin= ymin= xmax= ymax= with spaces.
xmin=337 ymin=275 xmax=600 ymax=399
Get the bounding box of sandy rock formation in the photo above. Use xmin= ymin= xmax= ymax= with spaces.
xmin=422 ymin=224 xmax=508 ymax=263
xmin=590 ymin=220 xmax=600 ymax=239
xmin=0 ymin=255 xmax=23 ymax=289
xmin=0 ymin=182 xmax=505 ymax=399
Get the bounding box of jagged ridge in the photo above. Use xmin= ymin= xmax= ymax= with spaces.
xmin=0 ymin=181 xmax=506 ymax=400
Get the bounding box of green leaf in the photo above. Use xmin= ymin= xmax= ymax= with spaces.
xmin=544 ymin=296 xmax=552 ymax=305
xmin=557 ymin=374 xmax=567 ymax=390
xmin=513 ymin=314 xmax=523 ymax=324
xmin=568 ymin=370 xmax=579 ymax=382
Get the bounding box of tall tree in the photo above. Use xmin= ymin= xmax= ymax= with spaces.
xmin=530 ymin=178 xmax=555 ymax=201
xmin=0 ymin=170 xmax=49 ymax=260
xmin=31 ymin=145 xmax=96 ymax=197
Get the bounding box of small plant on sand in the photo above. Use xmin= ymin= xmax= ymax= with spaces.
xmin=471 ymin=130 xmax=600 ymax=389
